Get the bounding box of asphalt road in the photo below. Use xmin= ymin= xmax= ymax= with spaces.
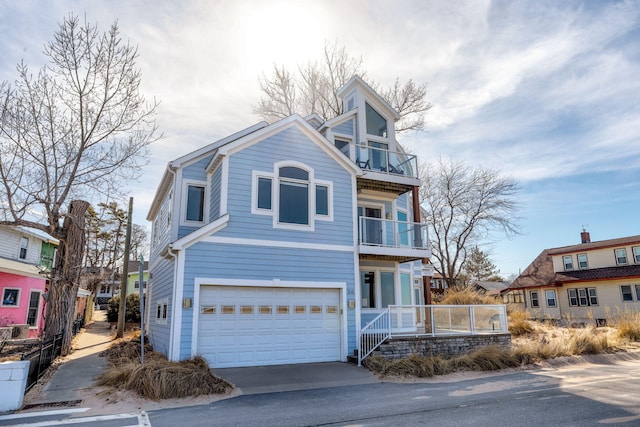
xmin=4 ymin=357 xmax=639 ymax=427
xmin=146 ymin=357 xmax=640 ymax=427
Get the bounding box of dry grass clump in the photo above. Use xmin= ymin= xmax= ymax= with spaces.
xmin=567 ymin=328 xmax=612 ymax=355
xmin=98 ymin=334 xmax=232 ymax=400
xmin=508 ymin=309 xmax=534 ymax=337
xmin=613 ymin=310 xmax=640 ymax=342
xmin=435 ymin=287 xmax=500 ymax=305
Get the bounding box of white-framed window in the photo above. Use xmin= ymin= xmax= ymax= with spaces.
xmin=134 ymin=281 xmax=147 ymax=289
xmin=615 ymin=248 xmax=628 ymax=265
xmin=251 ymin=162 xmax=333 ymax=230
xmin=563 ymin=255 xmax=573 ymax=271
xmin=19 ymin=237 xmax=28 ymax=260
xmin=365 ymin=102 xmax=387 ymax=138
xmin=577 ymin=253 xmax=588 ymax=269
xmin=2 ymin=288 xmax=20 ymax=307
xmin=545 ymin=290 xmax=557 ymax=307
xmin=636 ymin=284 xmax=640 ymax=301
xmin=568 ymin=288 xmax=598 ymax=307
xmin=26 ymin=290 xmax=41 ymax=327
xmin=156 ymin=299 xmax=168 ymax=324
xmin=182 ymin=180 xmax=207 ymax=225
xmin=530 ymin=291 xmax=539 ymax=308
xmin=633 ymin=247 xmax=640 ymax=264
xmin=621 ymin=285 xmax=634 ymax=302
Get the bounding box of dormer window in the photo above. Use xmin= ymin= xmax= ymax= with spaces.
xmin=182 ymin=180 xmax=207 ymax=225
xmin=563 ymin=255 xmax=573 ymax=270
xmin=365 ymin=103 xmax=387 ymax=138
xmin=19 ymin=236 xmax=28 ymax=260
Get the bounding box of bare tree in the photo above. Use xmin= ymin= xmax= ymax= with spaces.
xmin=253 ymin=41 xmax=431 ymax=133
xmin=0 ymin=15 xmax=159 ymax=354
xmin=420 ymin=158 xmax=520 ymax=288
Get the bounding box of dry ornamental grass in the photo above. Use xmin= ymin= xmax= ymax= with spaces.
xmin=98 ymin=335 xmax=232 ymax=400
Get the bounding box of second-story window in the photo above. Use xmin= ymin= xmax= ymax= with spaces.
xmin=577 ymin=253 xmax=588 ymax=269
xmin=278 ymin=166 xmax=309 ymax=225
xmin=185 ymin=184 xmax=205 ymax=222
xmin=365 ymin=103 xmax=387 ymax=137
xmin=19 ymin=237 xmax=28 ymax=260
xmin=633 ymin=246 xmax=640 ymax=264
xmin=615 ymin=248 xmax=628 ymax=265
xmin=563 ymin=255 xmax=573 ymax=270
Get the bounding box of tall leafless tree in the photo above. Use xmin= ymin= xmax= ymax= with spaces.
xmin=253 ymin=41 xmax=431 ymax=134
xmin=0 ymin=15 xmax=160 ymax=354
xmin=420 ymin=158 xmax=520 ymax=288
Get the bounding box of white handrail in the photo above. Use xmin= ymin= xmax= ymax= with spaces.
xmin=358 ymin=308 xmax=391 ymax=366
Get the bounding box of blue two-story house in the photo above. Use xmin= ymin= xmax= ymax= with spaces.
xmin=147 ymin=76 xmax=431 ymax=368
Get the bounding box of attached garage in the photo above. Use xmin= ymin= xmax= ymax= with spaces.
xmin=197 ymin=285 xmax=342 ymax=368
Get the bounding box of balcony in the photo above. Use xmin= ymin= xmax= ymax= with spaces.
xmin=358 ymin=217 xmax=430 ymax=262
xmin=354 ymin=144 xmax=420 ymax=194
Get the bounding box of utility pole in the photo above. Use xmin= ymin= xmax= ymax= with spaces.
xmin=116 ymin=197 xmax=133 ymax=338
xmin=139 ymin=253 xmax=145 ymax=363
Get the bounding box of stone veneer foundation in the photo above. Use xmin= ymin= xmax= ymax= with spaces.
xmin=374 ymin=334 xmax=512 ymax=359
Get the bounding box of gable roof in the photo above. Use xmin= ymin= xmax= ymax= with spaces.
xmin=336 ymin=75 xmax=401 ymax=121
xmin=474 ymin=281 xmax=510 ymax=292
xmin=557 ymin=265 xmax=640 ymax=282
xmin=147 ymin=122 xmax=269 ymax=220
xmin=547 ymin=235 xmax=640 ymax=255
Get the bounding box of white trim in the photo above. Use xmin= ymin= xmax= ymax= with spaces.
xmin=180 ymin=179 xmax=208 ymax=226
xmin=219 ymin=156 xmax=230 ymax=216
xmin=359 ymin=245 xmax=429 ymax=259
xmin=200 ymin=235 xmax=354 ymax=252
xmin=26 ymin=288 xmax=43 ymax=329
xmin=191 ymin=278 xmax=348 ymax=362
xmin=251 ymin=170 xmax=274 ymax=216
xmin=314 ymin=179 xmax=333 ymax=222
xmin=273 ymin=160 xmax=315 ymax=232
xmin=1 ymin=287 xmax=21 ymax=308
xmin=171 ymin=214 xmax=229 ymax=251
xmin=359 ymin=266 xmax=398 ymax=311
xmin=170 ymin=250 xmax=185 ymax=361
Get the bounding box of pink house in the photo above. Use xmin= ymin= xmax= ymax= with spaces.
xmin=0 ymin=226 xmax=57 ymax=338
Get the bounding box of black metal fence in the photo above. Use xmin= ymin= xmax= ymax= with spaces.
xmin=21 ymin=333 xmax=64 ymax=392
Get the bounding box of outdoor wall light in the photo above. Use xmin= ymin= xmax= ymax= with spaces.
xmin=183 ymin=297 xmax=192 ymax=309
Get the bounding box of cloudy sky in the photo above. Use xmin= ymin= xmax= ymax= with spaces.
xmin=1 ymin=0 xmax=639 ymax=278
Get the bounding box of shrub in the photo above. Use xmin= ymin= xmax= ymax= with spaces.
xmin=107 ymin=294 xmax=141 ymax=323
xmin=436 ymin=287 xmax=500 ymax=305
xmin=508 ymin=309 xmax=534 ymax=336
xmin=613 ymin=310 xmax=640 ymax=342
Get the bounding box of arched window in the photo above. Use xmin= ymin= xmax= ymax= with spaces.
xmin=278 ymin=166 xmax=309 ymax=225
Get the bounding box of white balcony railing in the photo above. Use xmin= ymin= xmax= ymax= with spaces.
xmin=359 ymin=217 xmax=428 ymax=249
xmin=355 ymin=144 xmax=418 ymax=178
xmin=359 ymin=304 xmax=509 ymax=365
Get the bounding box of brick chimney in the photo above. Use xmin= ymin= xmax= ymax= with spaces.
xmin=581 ymin=230 xmax=591 ymax=244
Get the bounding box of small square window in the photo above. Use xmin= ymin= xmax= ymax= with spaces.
xmin=240 ymin=305 xmax=254 ymax=315
xmin=277 ymin=305 xmax=289 ymax=314
xmin=326 ymin=306 xmax=338 ymax=314
xmin=310 ymin=305 xmax=322 ymax=314
xmin=201 ymin=306 xmax=216 ymax=315
xmin=294 ymin=305 xmax=306 ymax=314
xmin=2 ymin=288 xmax=20 ymax=306
xmin=615 ymin=248 xmax=628 ymax=265
xmin=221 ymin=305 xmax=235 ymax=314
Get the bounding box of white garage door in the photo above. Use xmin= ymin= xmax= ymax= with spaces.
xmin=198 ymin=286 xmax=342 ymax=368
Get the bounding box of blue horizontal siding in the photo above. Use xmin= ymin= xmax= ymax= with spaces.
xmin=219 ymin=127 xmax=354 ymax=246
xmin=332 ymin=118 xmax=354 ymax=135
xmin=147 ymin=257 xmax=174 ymax=358
xmin=178 ymin=241 xmax=357 ymax=359
xmin=209 ymin=165 xmax=222 ymax=220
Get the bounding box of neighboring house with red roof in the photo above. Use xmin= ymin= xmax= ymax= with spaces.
xmin=505 ymin=231 xmax=640 ymax=325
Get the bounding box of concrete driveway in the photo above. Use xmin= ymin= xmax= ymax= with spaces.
xmin=213 ymin=362 xmax=380 ymax=395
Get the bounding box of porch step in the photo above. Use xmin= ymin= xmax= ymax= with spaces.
xmin=346 ymin=354 xmax=358 ymax=364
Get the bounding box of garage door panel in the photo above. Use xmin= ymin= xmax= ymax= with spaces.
xmin=198 ymin=286 xmax=341 ymax=368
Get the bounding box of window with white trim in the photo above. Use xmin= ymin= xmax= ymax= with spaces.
xmin=252 ymin=162 xmax=333 ymax=229
xmin=2 ymin=288 xmax=20 ymax=307
xmin=563 ymin=255 xmax=573 ymax=271
xmin=615 ymin=248 xmax=628 ymax=265
xmin=530 ymin=291 xmax=539 ymax=308
xmin=360 ymin=270 xmax=396 ymax=309
xmin=633 ymin=247 xmax=640 ymax=264
xmin=568 ymin=288 xmax=598 ymax=307
xmin=183 ymin=181 xmax=207 ymax=224
xmin=19 ymin=237 xmax=28 ymax=260
xmin=156 ymin=299 xmax=168 ymax=324
xmin=621 ymin=285 xmax=633 ymax=302
xmin=545 ymin=290 xmax=557 ymax=307
xmin=577 ymin=253 xmax=588 ymax=269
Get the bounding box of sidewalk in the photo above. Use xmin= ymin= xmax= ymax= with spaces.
xmin=24 ymin=310 xmax=114 ymax=408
